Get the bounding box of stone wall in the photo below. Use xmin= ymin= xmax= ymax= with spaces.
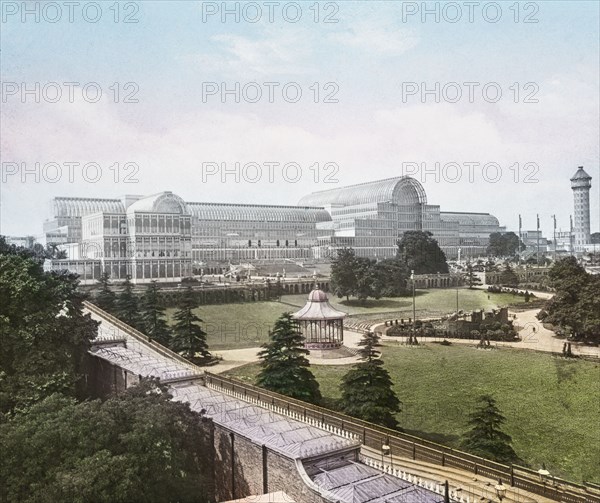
xmin=212 ymin=423 xmax=349 ymax=503
xmin=86 ymin=349 xmax=140 ymax=398
xmin=86 ymin=352 xmax=340 ymax=503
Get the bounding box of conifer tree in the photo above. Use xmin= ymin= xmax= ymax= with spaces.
xmin=95 ymin=272 xmax=116 ymax=312
xmin=464 ymin=261 xmax=482 ymax=289
xmin=171 ymin=286 xmax=210 ymax=362
xmin=256 ymin=313 xmax=321 ymax=404
xmin=461 ymin=394 xmax=519 ymax=463
xmin=141 ymin=281 xmax=171 ymax=346
xmin=116 ymin=275 xmax=141 ymax=328
xmin=339 ymin=332 xmax=401 ymax=428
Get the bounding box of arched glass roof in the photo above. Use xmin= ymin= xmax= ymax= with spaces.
xmin=297 ymin=176 xmax=427 ymax=207
xmin=126 ymin=192 xmax=188 ymax=215
xmin=187 ymin=202 xmax=331 ymax=223
xmin=440 ymin=212 xmax=500 ymax=227
xmin=52 ymin=197 xmax=125 ymax=217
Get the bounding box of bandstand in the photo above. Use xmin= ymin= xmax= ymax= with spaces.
xmin=292 ymin=287 xmax=346 ymax=350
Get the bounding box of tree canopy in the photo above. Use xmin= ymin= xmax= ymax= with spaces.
xmin=330 ymin=248 xmax=358 ymax=300
xmin=487 ymin=232 xmax=524 ymax=257
xmin=0 ymin=380 xmax=212 ymax=503
xmin=0 ymin=250 xmax=97 ymax=414
xmin=257 ymin=313 xmax=321 ymax=404
xmin=397 ymin=231 xmax=449 ymax=274
xmin=330 ymin=248 xmax=409 ymax=303
xmin=538 ymin=257 xmax=600 ymax=342
xmin=499 ymin=264 xmax=519 ymax=286
xmin=461 ymin=394 xmax=519 ymax=463
xmin=339 ymin=332 xmax=401 ymax=428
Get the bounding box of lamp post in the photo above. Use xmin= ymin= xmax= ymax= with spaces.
xmin=456 ymin=283 xmax=459 ymax=316
xmin=381 ymin=440 xmax=392 ymax=470
xmin=538 ymin=464 xmax=550 ymax=483
xmin=411 ymin=270 xmax=416 ymax=341
xmin=495 ymin=480 xmax=506 ymax=501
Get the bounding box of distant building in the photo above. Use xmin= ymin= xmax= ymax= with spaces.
xmin=43 ymin=176 xmax=506 ymax=283
xmin=520 ymin=230 xmax=549 ymax=255
xmin=300 ymin=176 xmax=504 ymax=260
xmin=4 ymin=235 xmax=37 ymax=248
xmin=571 ymin=166 xmax=592 ymax=249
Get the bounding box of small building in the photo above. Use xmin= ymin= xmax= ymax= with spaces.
xmin=292 ymin=287 xmax=346 ymax=350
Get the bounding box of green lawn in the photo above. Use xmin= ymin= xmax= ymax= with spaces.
xmin=165 ymin=288 xmax=528 ymax=350
xmin=226 ymin=345 xmax=600 ymax=484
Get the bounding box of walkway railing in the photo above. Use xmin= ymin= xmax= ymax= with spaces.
xmin=83 ymin=301 xmax=204 ymax=373
xmin=204 ymin=372 xmax=600 ymax=503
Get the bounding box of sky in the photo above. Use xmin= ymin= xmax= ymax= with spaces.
xmin=1 ymin=0 xmax=599 ymax=239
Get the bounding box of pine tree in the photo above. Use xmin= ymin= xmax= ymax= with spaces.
xmin=499 ymin=264 xmax=519 ymax=287
xmin=464 ymin=261 xmax=482 ymax=289
xmin=171 ymin=286 xmax=210 ymax=362
xmin=256 ymin=313 xmax=321 ymax=404
xmin=339 ymin=332 xmax=401 ymax=428
xmin=116 ymin=275 xmax=141 ymax=328
xmin=461 ymin=395 xmax=519 ymax=463
xmin=141 ymin=281 xmax=171 ymax=346
xmin=95 ymin=272 xmax=116 ymax=312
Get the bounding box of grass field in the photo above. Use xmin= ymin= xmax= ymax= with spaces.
xmin=165 ymin=288 xmax=528 ymax=350
xmin=226 ymin=345 xmax=600 ymax=484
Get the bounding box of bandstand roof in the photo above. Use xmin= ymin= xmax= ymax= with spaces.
xmin=292 ymin=288 xmax=347 ymax=321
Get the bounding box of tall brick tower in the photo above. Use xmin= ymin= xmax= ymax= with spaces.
xmin=570 ymin=166 xmax=592 ymax=248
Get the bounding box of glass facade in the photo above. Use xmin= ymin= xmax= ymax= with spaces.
xmin=46 ymin=178 xmax=505 ymax=282
xmin=302 ymin=177 xmax=504 ymax=259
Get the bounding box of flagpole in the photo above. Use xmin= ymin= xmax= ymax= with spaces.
xmin=536 ymin=214 xmax=540 ymax=266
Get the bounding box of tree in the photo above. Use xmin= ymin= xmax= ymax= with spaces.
xmin=538 ymin=257 xmax=600 ymax=342
xmin=115 ymin=275 xmax=141 ymax=328
xmin=372 ymin=259 xmax=409 ymax=297
xmin=461 ymin=395 xmax=519 ymax=463
xmin=256 ymin=313 xmax=321 ymax=404
xmin=171 ymin=286 xmax=210 ymax=362
xmin=499 ymin=264 xmax=519 ymax=286
xmin=140 ymin=281 xmax=171 ymax=346
xmin=330 ymin=248 xmax=358 ymax=300
xmin=397 ymin=231 xmax=449 ymax=274
xmin=487 ymin=232 xmax=524 ymax=257
xmin=0 ymin=250 xmax=98 ymax=415
xmin=45 ymin=243 xmax=67 ymax=260
xmin=0 ymin=380 xmax=213 ymax=503
xmin=0 ymin=235 xmax=47 ymax=263
xmin=354 ymin=257 xmax=378 ymax=303
xmin=95 ymin=272 xmax=116 ymax=312
xmin=464 ymin=261 xmax=482 ymax=289
xmin=339 ymin=332 xmax=401 ymax=428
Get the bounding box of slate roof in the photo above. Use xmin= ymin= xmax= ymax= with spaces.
xmin=87 ymin=309 xmax=448 ymax=503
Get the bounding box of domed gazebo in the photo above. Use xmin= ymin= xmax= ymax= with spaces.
xmin=292 ymin=286 xmax=347 ymax=350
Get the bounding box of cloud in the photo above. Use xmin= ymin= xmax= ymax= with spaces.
xmin=1 ymin=67 xmax=598 ymax=239
xmin=182 ymin=26 xmax=315 ymax=78
xmin=328 ymin=19 xmax=419 ymax=56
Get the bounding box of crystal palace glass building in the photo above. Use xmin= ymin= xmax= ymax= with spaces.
xmin=43 ymin=176 xmax=504 ymax=283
